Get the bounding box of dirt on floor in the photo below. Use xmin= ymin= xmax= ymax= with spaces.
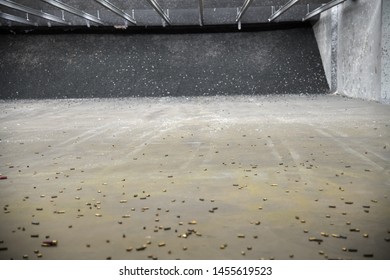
xmin=0 ymin=94 xmax=389 ymax=260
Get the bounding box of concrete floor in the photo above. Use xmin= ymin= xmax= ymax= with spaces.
xmin=0 ymin=94 xmax=389 ymax=260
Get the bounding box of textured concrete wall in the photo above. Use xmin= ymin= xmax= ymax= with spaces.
xmin=382 ymin=0 xmax=390 ymax=103
xmin=313 ymin=10 xmax=332 ymax=89
xmin=313 ymin=8 xmax=338 ymax=92
xmin=314 ymin=0 xmax=385 ymax=103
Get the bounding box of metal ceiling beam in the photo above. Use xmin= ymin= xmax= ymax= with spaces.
xmin=303 ymin=0 xmax=346 ymax=21
xmin=40 ymin=0 xmax=106 ymax=25
xmin=0 ymin=11 xmax=38 ymax=26
xmin=235 ymin=0 xmax=254 ymax=23
xmin=268 ymin=0 xmax=300 ymax=22
xmin=94 ymin=0 xmax=136 ymax=25
xmin=146 ymin=0 xmax=171 ymax=25
xmin=0 ymin=0 xmax=70 ymax=25
xmin=198 ymin=0 xmax=204 ymax=26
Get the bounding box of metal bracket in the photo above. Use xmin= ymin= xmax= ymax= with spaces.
xmin=269 ymin=0 xmax=300 ymax=22
xmin=146 ymin=0 xmax=171 ymax=25
xmin=303 ymin=0 xmax=346 ymax=21
xmin=0 ymin=0 xmax=70 ymax=25
xmin=40 ymin=0 xmax=106 ymax=25
xmin=236 ymin=0 xmax=253 ymax=23
xmin=0 ymin=11 xmax=38 ymax=26
xmin=94 ymin=0 xmax=136 ymax=25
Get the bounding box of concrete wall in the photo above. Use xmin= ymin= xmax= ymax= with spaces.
xmin=382 ymin=0 xmax=390 ymax=103
xmin=314 ymin=0 xmax=389 ymax=104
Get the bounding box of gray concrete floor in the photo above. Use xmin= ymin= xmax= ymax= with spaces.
xmin=0 ymin=94 xmax=389 ymax=260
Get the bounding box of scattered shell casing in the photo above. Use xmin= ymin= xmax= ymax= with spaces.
xmin=308 ymin=237 xmax=323 ymax=243
xmin=350 ymin=228 xmax=360 ymax=232
xmin=136 ymin=245 xmax=147 ymax=251
xmin=41 ymin=240 xmax=57 ymax=247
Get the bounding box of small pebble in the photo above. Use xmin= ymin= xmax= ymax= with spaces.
xmin=237 ymin=234 xmax=245 ymax=238
xmin=158 ymin=242 xmax=166 ymax=247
